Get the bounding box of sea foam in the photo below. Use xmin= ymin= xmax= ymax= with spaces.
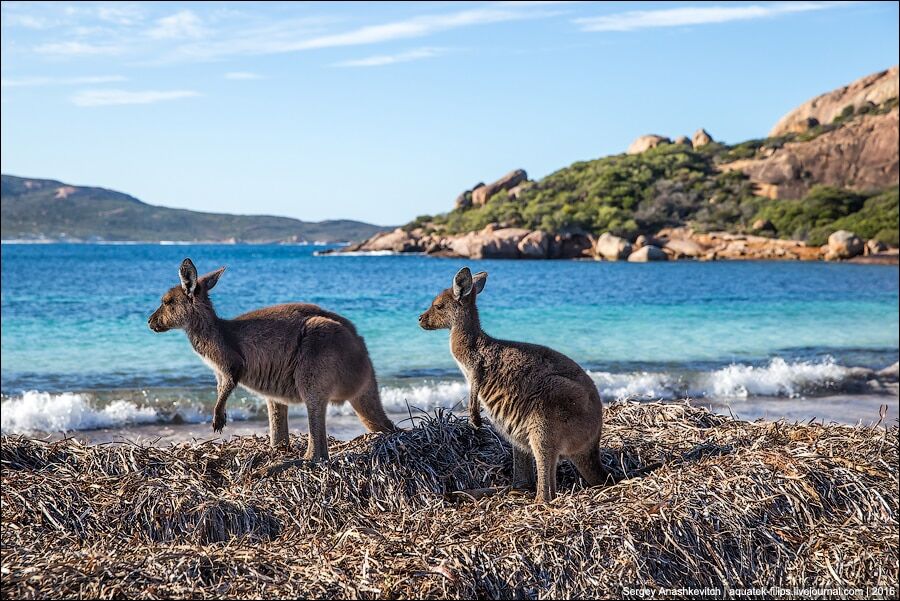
xmin=587 ymin=357 xmax=854 ymax=401
xmin=0 ymin=392 xmax=160 ymax=434
xmin=0 ymin=358 xmax=874 ymax=434
xmin=699 ymin=357 xmax=851 ymax=398
xmin=0 ymin=391 xmax=257 ymax=435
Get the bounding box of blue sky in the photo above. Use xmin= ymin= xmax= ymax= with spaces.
xmin=1 ymin=1 xmax=898 ymax=225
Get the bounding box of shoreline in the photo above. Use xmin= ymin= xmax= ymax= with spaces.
xmin=11 ymin=390 xmax=898 ymax=447
xmin=329 ymin=225 xmax=900 ymax=263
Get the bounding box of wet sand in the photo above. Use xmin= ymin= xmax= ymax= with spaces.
xmin=699 ymin=391 xmax=898 ymax=427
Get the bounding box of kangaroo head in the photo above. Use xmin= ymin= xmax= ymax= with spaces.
xmin=148 ymin=258 xmax=225 ymax=333
xmin=419 ymin=267 xmax=487 ymax=330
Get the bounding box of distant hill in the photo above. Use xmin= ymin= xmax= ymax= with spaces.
xmin=0 ymin=175 xmax=387 ymax=243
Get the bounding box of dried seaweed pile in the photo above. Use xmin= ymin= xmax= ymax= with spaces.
xmin=2 ymin=402 xmax=898 ymax=599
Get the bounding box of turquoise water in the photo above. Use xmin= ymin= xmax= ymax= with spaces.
xmin=1 ymin=243 xmax=898 ymax=434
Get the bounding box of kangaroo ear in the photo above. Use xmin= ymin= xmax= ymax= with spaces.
xmin=200 ymin=267 xmax=226 ymax=292
xmin=452 ymin=267 xmax=474 ymax=299
xmin=179 ymin=258 xmax=198 ymax=297
xmin=472 ymin=271 xmax=487 ymax=295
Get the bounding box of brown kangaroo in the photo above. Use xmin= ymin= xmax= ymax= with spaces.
xmin=148 ymin=258 xmax=394 ymax=458
xmin=419 ymin=267 xmax=611 ymax=502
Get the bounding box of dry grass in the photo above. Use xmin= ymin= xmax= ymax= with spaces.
xmin=2 ymin=402 xmax=898 ymax=599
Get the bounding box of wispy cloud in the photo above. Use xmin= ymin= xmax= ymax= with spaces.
xmin=1 ymin=75 xmax=126 ymax=88
xmin=224 ymin=71 xmax=262 ymax=80
xmin=95 ymin=5 xmax=145 ymax=27
xmin=11 ymin=2 xmax=562 ymax=66
xmin=2 ymin=13 xmax=53 ymax=30
xmin=71 ymin=89 xmax=200 ymax=107
xmin=333 ymin=47 xmax=445 ymax=68
xmin=576 ymin=2 xmax=838 ymax=32
xmin=33 ymin=41 xmax=124 ymax=57
xmin=291 ymin=7 xmax=538 ymax=50
xmin=163 ymin=5 xmax=556 ymax=62
xmin=147 ymin=10 xmax=207 ymax=40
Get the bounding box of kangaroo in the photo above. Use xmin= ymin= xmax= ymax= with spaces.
xmin=419 ymin=267 xmax=612 ymax=503
xmin=148 ymin=258 xmax=394 ymax=458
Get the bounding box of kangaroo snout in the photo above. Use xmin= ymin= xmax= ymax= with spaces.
xmin=148 ymin=309 xmax=169 ymax=333
xmin=418 ymin=310 xmax=437 ymax=330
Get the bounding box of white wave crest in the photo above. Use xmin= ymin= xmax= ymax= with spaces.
xmin=322 ymin=381 xmax=469 ymax=417
xmin=0 ymin=358 xmax=868 ymax=434
xmin=1 ymin=392 xmax=160 ymax=434
xmin=700 ymin=357 xmax=850 ymax=398
xmin=0 ymin=391 xmax=260 ymax=434
xmin=0 ymin=383 xmax=470 ymax=434
xmin=590 ymin=371 xmax=680 ymax=401
xmin=588 ymin=357 xmax=855 ymax=401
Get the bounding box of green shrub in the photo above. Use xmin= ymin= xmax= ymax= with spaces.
xmin=826 ymin=188 xmax=899 ymax=246
xmin=753 ymin=186 xmax=897 ymax=246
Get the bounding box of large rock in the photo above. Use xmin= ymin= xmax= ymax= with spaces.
xmin=350 ymin=228 xmax=421 ymax=253
xmin=693 ymin=231 xmax=824 ymax=261
xmin=692 ymin=128 xmax=713 ymax=148
xmin=549 ymin=232 xmax=595 ymax=259
xmin=770 ymin=66 xmax=899 ymax=137
xmin=827 ymin=230 xmax=864 ymax=259
xmin=627 ymin=135 xmax=671 ymax=155
xmin=517 ymin=230 xmax=550 ymax=259
xmin=866 ymin=239 xmax=887 ymax=254
xmin=662 ymin=237 xmax=703 ymax=258
xmin=471 ymin=170 xmax=528 ymax=207
xmin=673 ymin=135 xmax=692 ymax=147
xmin=719 ymin=110 xmax=899 ymax=199
xmin=627 ymin=245 xmax=668 ymax=262
xmin=595 ymin=232 xmax=632 ymax=261
xmin=448 ymin=226 xmax=530 ymax=259
xmin=454 ymin=182 xmax=485 ymax=210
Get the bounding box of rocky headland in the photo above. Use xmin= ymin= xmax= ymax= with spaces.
xmin=334 ymin=67 xmax=898 ymax=263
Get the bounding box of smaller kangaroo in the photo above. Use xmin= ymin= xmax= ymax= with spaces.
xmin=148 ymin=258 xmax=394 ymax=458
xmin=419 ymin=267 xmax=612 ymax=502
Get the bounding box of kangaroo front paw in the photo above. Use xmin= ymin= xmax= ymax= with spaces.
xmin=469 ymin=413 xmax=482 ymax=428
xmin=212 ymin=411 xmax=227 ymax=433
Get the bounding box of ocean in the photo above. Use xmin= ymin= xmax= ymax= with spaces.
xmin=1 ymin=243 xmax=898 ymax=442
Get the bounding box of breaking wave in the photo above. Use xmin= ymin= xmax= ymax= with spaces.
xmin=1 ymin=358 xmax=890 ymax=434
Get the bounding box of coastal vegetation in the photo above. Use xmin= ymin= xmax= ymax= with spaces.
xmin=754 ymin=186 xmax=899 ymax=246
xmin=2 ymin=402 xmax=896 ymax=598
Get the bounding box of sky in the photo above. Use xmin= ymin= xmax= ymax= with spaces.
xmin=1 ymin=1 xmax=898 ymax=226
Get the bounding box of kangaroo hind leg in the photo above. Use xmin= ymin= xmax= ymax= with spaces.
xmin=266 ymin=398 xmax=289 ymax=448
xmin=570 ymin=445 xmax=614 ymax=487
